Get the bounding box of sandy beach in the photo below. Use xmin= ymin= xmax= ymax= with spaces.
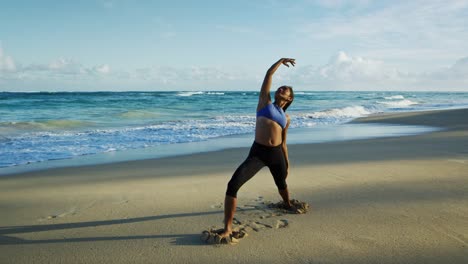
xmin=1 ymin=108 xmax=467 ymax=264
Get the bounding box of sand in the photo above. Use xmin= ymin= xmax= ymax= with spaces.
xmin=1 ymin=108 xmax=467 ymax=264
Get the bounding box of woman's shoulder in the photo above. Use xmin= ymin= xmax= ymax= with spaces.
xmin=257 ymin=100 xmax=272 ymax=112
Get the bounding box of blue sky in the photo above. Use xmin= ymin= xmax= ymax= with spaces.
xmin=1 ymin=0 xmax=468 ymax=91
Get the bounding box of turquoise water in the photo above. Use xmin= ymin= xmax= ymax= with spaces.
xmin=1 ymin=91 xmax=468 ymax=168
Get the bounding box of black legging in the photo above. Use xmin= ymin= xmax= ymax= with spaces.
xmin=226 ymin=141 xmax=288 ymax=198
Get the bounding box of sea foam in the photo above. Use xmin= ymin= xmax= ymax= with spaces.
xmin=2 ymin=91 xmax=468 ymax=168
xmin=377 ymin=99 xmax=418 ymax=107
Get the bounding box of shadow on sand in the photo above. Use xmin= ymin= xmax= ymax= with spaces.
xmin=0 ymin=210 xmax=232 ymax=246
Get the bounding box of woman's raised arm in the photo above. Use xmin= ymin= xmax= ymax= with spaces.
xmin=257 ymin=58 xmax=295 ymax=111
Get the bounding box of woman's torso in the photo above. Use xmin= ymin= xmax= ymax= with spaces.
xmin=255 ymin=117 xmax=284 ymax=146
xmin=255 ymin=103 xmax=287 ymax=147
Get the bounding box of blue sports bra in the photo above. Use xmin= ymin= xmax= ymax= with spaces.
xmin=257 ymin=103 xmax=287 ymax=129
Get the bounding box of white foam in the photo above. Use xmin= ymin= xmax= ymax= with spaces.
xmin=292 ymin=105 xmax=374 ymax=128
xmin=4 ymin=90 xmax=466 ymax=170
xmin=104 ymin=148 xmax=117 ymax=152
xmin=310 ymin=105 xmax=372 ymax=119
xmin=384 ymin=95 xmax=405 ymax=100
xmin=177 ymin=91 xmax=204 ymax=97
xmin=377 ymin=99 xmax=418 ymax=107
xmin=177 ymin=91 xmax=225 ymax=97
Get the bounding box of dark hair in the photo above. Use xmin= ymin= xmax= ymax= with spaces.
xmin=279 ymin=85 xmax=294 ymax=112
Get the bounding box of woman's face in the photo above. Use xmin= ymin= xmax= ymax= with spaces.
xmin=276 ymin=87 xmax=292 ymax=102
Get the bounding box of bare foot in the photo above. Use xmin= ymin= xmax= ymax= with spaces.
xmin=216 ymin=229 xmax=239 ymax=244
xmin=217 ymin=229 xmax=232 ymax=238
xmin=268 ymin=200 xmax=309 ymax=214
xmin=284 ymin=203 xmax=302 ymax=214
xmin=201 ymin=227 xmax=248 ymax=244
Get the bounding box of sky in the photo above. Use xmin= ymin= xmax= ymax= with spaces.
xmin=1 ymin=0 xmax=468 ymax=92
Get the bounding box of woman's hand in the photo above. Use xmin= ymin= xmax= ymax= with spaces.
xmin=280 ymin=58 xmax=296 ymax=67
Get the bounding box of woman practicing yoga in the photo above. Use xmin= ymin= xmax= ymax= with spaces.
xmin=219 ymin=58 xmax=297 ymax=240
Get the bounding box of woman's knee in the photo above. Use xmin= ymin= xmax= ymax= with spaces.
xmin=270 ymin=166 xmax=288 ymax=190
xmin=226 ymin=180 xmax=240 ymax=198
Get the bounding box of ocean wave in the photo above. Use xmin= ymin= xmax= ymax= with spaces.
xmin=293 ymin=105 xmax=374 ymax=127
xmin=309 ymin=105 xmax=372 ymax=119
xmin=118 ymin=110 xmax=161 ymax=119
xmin=377 ymin=99 xmax=418 ymax=107
xmin=177 ymin=91 xmax=225 ymax=97
xmin=0 ymin=116 xmax=259 ymax=167
xmin=0 ymin=119 xmax=94 ymax=132
xmin=177 ymin=91 xmax=204 ymax=97
xmin=384 ymin=95 xmax=405 ymax=100
xmin=2 ymin=91 xmax=466 ymax=168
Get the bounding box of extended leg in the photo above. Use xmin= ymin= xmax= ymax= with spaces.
xmin=222 ymin=156 xmax=264 ymax=237
xmin=278 ymin=188 xmax=292 ymax=207
xmin=219 ymin=195 xmax=237 ymax=237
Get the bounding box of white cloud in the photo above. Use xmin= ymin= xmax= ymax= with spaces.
xmin=429 ymin=56 xmax=468 ymax=80
xmin=275 ymin=51 xmax=402 ymax=82
xmin=305 ymin=1 xmax=468 ymax=40
xmin=279 ymin=51 xmax=468 ymax=91
xmin=0 ymin=47 xmax=17 ymax=72
xmin=0 ymin=47 xmax=112 ymax=83
xmin=451 ymin=57 xmax=468 ymax=77
xmin=131 ymin=66 xmax=180 ymax=84
xmin=185 ymin=66 xmax=243 ymax=81
xmin=1 ymin=45 xmax=467 ymax=91
xmin=317 ymin=51 xmax=396 ymax=80
xmin=128 ymin=66 xmax=249 ymax=84
xmin=298 ymin=0 xmax=468 ymax=70
xmin=93 ymin=64 xmax=111 ymax=74
xmin=48 ymin=58 xmax=86 ymax=75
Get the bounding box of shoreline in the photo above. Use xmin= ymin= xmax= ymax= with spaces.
xmin=0 ymin=120 xmax=441 ymax=177
xmin=1 ymin=108 xmax=467 ymax=263
xmin=3 ymin=90 xmax=468 ymax=173
xmin=352 ymin=107 xmax=468 ymax=130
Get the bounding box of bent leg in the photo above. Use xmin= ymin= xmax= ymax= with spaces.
xmin=267 ymin=149 xmax=290 ymax=206
xmin=271 ymin=166 xmax=302 ymax=212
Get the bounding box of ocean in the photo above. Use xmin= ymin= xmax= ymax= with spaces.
xmin=1 ymin=91 xmax=468 ymax=170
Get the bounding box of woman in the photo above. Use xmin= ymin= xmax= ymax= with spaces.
xmin=220 ymin=58 xmax=296 ymax=239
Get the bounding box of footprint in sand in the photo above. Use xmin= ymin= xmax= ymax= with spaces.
xmin=201 ymin=228 xmax=249 ymax=245
xmin=250 ymin=221 xmax=273 ymax=232
xmin=202 ymin=198 xmax=307 ymax=245
xmin=255 ymin=196 xmax=264 ymax=202
xmin=233 ymin=218 xmax=242 ymax=225
xmin=39 ymin=207 xmax=78 ymax=221
xmin=210 ymin=202 xmax=223 ymax=209
xmin=112 ymin=199 xmax=129 ymax=205
xmin=276 ymin=219 xmax=289 ymax=229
